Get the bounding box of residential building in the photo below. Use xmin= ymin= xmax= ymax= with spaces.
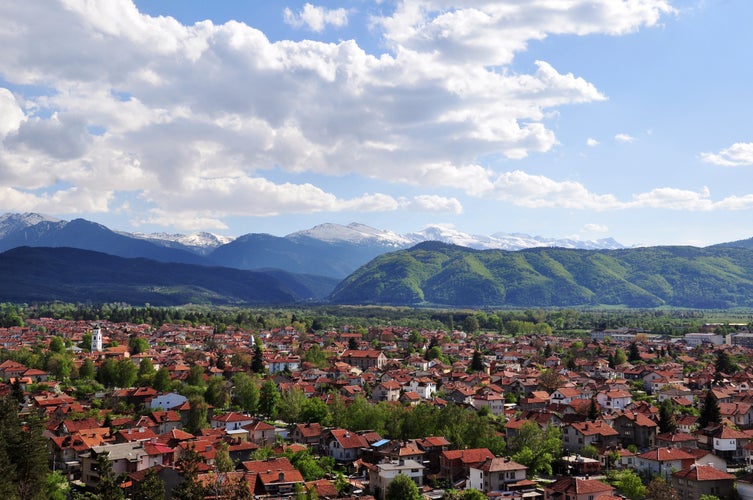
xmin=671 ymin=464 xmax=735 ymax=500
xmin=467 ymin=457 xmax=527 ymax=495
xmin=369 ymin=459 xmax=424 ymax=500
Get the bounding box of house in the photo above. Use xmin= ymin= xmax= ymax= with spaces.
xmin=671 ymin=464 xmax=736 ymax=500
xmin=148 ymin=392 xmax=187 ymax=411
xmin=467 ymin=457 xmax=527 ymax=495
xmin=211 ymin=411 xmax=255 ymax=432
xmin=562 ymin=420 xmax=619 ymax=453
xmin=635 ymin=447 xmax=695 ymax=478
xmin=472 ymin=392 xmax=505 ymax=416
xmin=243 ymin=420 xmax=276 ymax=446
xmin=372 ymin=381 xmax=401 ymax=402
xmin=406 ymin=377 xmax=437 ymax=400
xmin=242 ymin=457 xmax=305 ymax=497
xmin=595 ymin=389 xmax=632 ymax=412
xmin=341 ymin=349 xmax=387 ymax=370
xmin=323 ymin=428 xmax=369 ymax=464
xmin=80 ymin=442 xmax=154 ymax=489
xmin=440 ymin=448 xmax=495 ymax=481
xmin=549 ymin=387 xmax=584 ymax=405
xmin=711 ymin=424 xmax=750 ymax=462
xmin=289 ymin=422 xmax=324 ymax=446
xmin=368 ymin=459 xmax=424 ymax=500
xmin=544 ymin=477 xmax=615 ymax=500
xmin=414 ymin=436 xmax=451 ymax=474
xmin=611 ymin=410 xmax=657 ymax=449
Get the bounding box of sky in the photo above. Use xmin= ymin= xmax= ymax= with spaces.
xmin=1 ymin=0 xmax=752 ymax=247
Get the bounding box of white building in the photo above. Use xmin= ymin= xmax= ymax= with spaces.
xmin=468 ymin=457 xmax=527 ymax=494
xmin=684 ymin=332 xmax=725 ymax=346
xmin=369 ymin=459 xmax=424 ymax=500
xmin=91 ymin=327 xmax=103 ymax=352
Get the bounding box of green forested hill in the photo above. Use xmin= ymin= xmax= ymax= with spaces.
xmin=328 ymin=242 xmax=753 ymax=308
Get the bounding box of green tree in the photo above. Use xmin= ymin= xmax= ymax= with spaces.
xmin=259 ymin=379 xmax=280 ymax=419
xmin=95 ymin=452 xmax=126 ymax=500
xmin=129 ymin=336 xmax=150 ymax=355
xmin=44 ymin=470 xmax=70 ymax=500
xmin=185 ymin=396 xmax=209 ymax=435
xmin=509 ymin=421 xmax=562 ymax=477
xmin=646 ymin=476 xmax=678 ymax=500
xmin=470 ymin=350 xmax=484 ymax=372
xmin=301 ymin=344 xmax=328 ymax=369
xmin=214 ymin=441 xmax=234 ymax=473
xmin=715 ymin=350 xmax=737 ymax=376
xmin=607 ymin=469 xmax=645 ymax=500
xmin=115 ymin=358 xmax=138 ymax=387
xmin=137 ymin=358 xmax=156 ymax=387
xmin=134 ymin=466 xmax=166 ymax=500
xmin=79 ymin=358 xmax=96 ymax=379
xmin=173 ymin=446 xmax=204 ymax=500
xmin=49 ymin=336 xmax=65 ymax=353
xmin=301 ymin=396 xmax=331 ymax=425
xmin=232 ymin=373 xmax=260 ymax=415
xmin=204 ymin=376 xmax=230 ymax=409
xmin=385 ymin=474 xmax=421 ymax=500
xmin=659 ymin=400 xmax=678 ymax=434
xmin=462 ymin=315 xmax=479 ymax=334
xmin=185 ymin=365 xmax=205 ymax=388
xmin=251 ymin=339 xmax=265 ymax=373
xmin=613 ymin=347 xmax=627 ymax=366
xmin=0 ymin=398 xmax=49 ymax=500
xmin=628 ymin=342 xmax=641 ymax=362
xmin=152 ymin=367 xmax=172 ymax=393
xmin=278 ymin=388 xmax=307 ymax=423
xmin=698 ymin=390 xmax=721 ymax=429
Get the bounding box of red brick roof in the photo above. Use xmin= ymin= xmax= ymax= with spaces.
xmin=673 ymin=464 xmax=735 ymax=481
xmin=441 ymin=448 xmax=494 ymax=464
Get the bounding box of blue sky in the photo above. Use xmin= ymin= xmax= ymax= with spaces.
xmin=1 ymin=0 xmax=752 ymax=246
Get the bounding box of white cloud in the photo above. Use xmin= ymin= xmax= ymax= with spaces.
xmin=700 ymin=142 xmax=753 ymax=167
xmin=283 ymin=3 xmax=349 ymax=32
xmin=584 ymin=223 xmax=608 ymax=232
xmin=402 ymin=195 xmax=463 ymax=213
xmin=0 ymin=0 xmax=677 ymax=228
xmin=615 ymin=133 xmax=635 ymax=143
xmin=586 ymin=138 xmax=599 ymax=147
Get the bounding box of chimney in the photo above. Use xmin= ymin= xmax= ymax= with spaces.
xmin=279 ymin=471 xmax=285 ymax=482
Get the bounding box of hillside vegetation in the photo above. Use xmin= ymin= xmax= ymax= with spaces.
xmin=329 ymin=242 xmax=753 ymax=308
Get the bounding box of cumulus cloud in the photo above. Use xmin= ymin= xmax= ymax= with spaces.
xmin=586 ymin=138 xmax=599 ymax=147
xmin=584 ymin=223 xmax=608 ymax=233
xmin=700 ymin=142 xmax=753 ymax=167
xmin=0 ymin=0 xmax=677 ymax=228
xmin=615 ymin=133 xmax=635 ymax=143
xmin=283 ymin=3 xmax=349 ymax=32
xmin=401 ymin=195 xmax=463 ymax=213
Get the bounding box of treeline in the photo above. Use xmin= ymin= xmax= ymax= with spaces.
xmin=1 ymin=301 xmax=748 ymax=336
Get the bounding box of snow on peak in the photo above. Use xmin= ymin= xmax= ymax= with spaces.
xmin=288 ymin=222 xmax=410 ymax=246
xmin=133 ymin=231 xmax=232 ymax=249
xmin=0 ymin=212 xmax=60 ymax=237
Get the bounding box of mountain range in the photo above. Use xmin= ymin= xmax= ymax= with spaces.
xmin=4 ymin=212 xmax=753 ymax=309
xmin=0 ymin=213 xmax=627 ymax=279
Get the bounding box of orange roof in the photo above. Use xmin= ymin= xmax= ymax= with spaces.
xmin=673 ymin=464 xmax=735 ymax=481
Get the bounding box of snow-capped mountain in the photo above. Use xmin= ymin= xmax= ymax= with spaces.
xmin=287 ymin=222 xmax=411 ymax=247
xmin=0 ymin=212 xmax=60 ymax=238
xmin=398 ymin=224 xmax=626 ymax=251
xmin=132 ymin=231 xmax=233 ymax=255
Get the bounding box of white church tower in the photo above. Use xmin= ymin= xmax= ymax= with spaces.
xmin=91 ymin=327 xmax=103 ymax=352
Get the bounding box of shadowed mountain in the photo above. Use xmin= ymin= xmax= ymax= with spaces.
xmin=0 ymin=217 xmax=207 ymax=265
xmin=0 ymin=247 xmax=337 ymax=306
xmin=207 ymin=233 xmax=396 ymax=279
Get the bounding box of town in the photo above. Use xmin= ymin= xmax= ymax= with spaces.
xmin=2 ymin=311 xmax=753 ymax=500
